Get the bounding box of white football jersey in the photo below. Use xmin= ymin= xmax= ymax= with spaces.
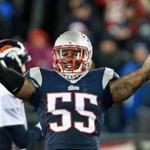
xmin=0 ymin=83 xmax=27 ymax=150
xmin=0 ymin=83 xmax=27 ymax=128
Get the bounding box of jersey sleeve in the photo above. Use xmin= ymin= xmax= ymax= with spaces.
xmin=0 ymin=84 xmax=27 ymax=127
xmin=102 ymin=68 xmax=119 ymax=109
xmin=25 ymin=67 xmax=43 ymax=88
xmin=25 ymin=67 xmax=43 ymax=106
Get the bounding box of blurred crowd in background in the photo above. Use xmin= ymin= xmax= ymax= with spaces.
xmin=1 ymin=0 xmax=150 ymax=135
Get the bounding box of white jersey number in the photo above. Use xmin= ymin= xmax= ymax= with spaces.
xmin=47 ymin=92 xmax=98 ymax=133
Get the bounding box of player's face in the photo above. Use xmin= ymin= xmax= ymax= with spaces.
xmin=53 ymin=45 xmax=91 ymax=77
xmin=57 ymin=48 xmax=81 ymax=71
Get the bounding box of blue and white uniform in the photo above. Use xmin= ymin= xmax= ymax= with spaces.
xmin=26 ymin=67 xmax=119 ymax=150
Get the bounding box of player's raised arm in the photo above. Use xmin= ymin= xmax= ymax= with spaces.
xmin=110 ymin=54 xmax=150 ymax=103
xmin=0 ymin=63 xmax=36 ymax=101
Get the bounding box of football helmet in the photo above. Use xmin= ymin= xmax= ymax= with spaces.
xmin=0 ymin=39 xmax=31 ymax=73
xmin=52 ymin=31 xmax=93 ymax=83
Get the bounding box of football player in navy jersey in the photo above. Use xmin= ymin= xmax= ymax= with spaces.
xmin=0 ymin=39 xmax=42 ymax=150
xmin=0 ymin=31 xmax=150 ymax=150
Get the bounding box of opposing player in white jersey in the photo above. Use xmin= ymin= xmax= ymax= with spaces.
xmin=0 ymin=39 xmax=42 ymax=150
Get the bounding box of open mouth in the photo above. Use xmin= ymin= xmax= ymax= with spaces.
xmin=64 ymin=64 xmax=73 ymax=71
xmin=61 ymin=59 xmax=82 ymax=71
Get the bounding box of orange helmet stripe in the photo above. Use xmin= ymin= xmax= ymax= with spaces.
xmin=0 ymin=45 xmax=13 ymax=53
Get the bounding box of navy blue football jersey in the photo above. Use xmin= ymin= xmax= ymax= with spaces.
xmin=25 ymin=67 xmax=119 ymax=150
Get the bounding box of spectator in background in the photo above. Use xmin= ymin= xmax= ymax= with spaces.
xmin=96 ymin=0 xmax=148 ymax=51
xmin=102 ymin=0 xmax=125 ymax=26
xmin=57 ymin=0 xmax=102 ymax=45
xmin=96 ymin=0 xmax=146 ymax=22
xmin=93 ymin=36 xmax=131 ymax=73
xmin=119 ymin=42 xmax=149 ymax=132
xmin=68 ymin=21 xmax=89 ymax=36
xmin=107 ymin=3 xmax=138 ymax=50
xmin=25 ymin=28 xmax=53 ymax=69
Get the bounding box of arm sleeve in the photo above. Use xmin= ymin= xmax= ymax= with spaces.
xmin=0 ymin=63 xmax=25 ymax=95
xmin=4 ymin=125 xmax=42 ymax=149
xmin=102 ymin=68 xmax=119 ymax=109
